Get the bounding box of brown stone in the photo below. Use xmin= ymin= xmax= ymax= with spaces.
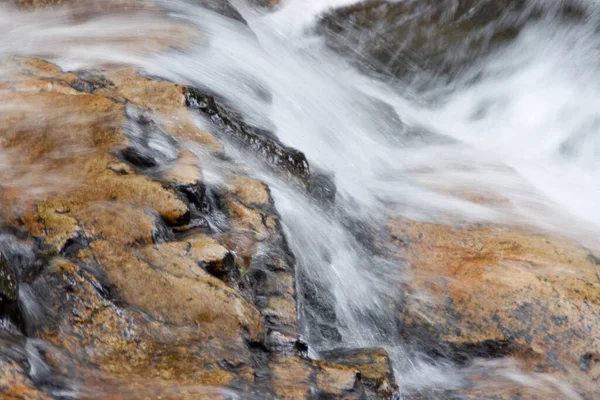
xmin=0 ymin=57 xmax=306 ymax=399
xmin=269 ymin=356 xmax=313 ymax=400
xmin=89 ymin=239 xmax=262 ymax=341
xmin=315 ymin=362 xmax=359 ymax=395
xmin=159 ymin=150 xmax=202 ymax=186
xmin=228 ymin=175 xmax=271 ymax=206
xmin=389 ymin=218 xmax=600 ymax=397
xmin=320 ymin=347 xmax=396 ymax=396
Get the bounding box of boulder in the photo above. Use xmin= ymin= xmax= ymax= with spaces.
xmin=389 ymin=218 xmax=600 ymax=398
xmin=0 ymin=58 xmax=313 ymax=398
xmin=319 ymin=0 xmax=586 ymax=82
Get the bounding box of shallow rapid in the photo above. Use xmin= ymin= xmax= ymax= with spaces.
xmin=0 ymin=0 xmax=599 ymax=399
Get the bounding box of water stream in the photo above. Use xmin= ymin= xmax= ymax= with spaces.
xmin=1 ymin=0 xmax=599 ymax=398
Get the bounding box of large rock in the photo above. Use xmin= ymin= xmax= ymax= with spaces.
xmin=319 ymin=0 xmax=586 ymax=82
xmin=5 ymin=0 xmax=271 ymax=23
xmin=0 ymin=57 xmax=304 ymax=398
xmin=0 ymin=56 xmax=382 ymax=399
xmin=389 ymin=218 xmax=600 ymax=398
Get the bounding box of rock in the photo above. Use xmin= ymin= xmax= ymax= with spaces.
xmin=0 ymin=335 xmax=51 ymax=400
xmin=173 ymin=181 xmax=229 ymax=233
xmin=244 ymin=0 xmax=280 ymax=8
xmin=5 ymin=0 xmax=148 ymax=12
xmin=269 ymin=356 xmax=313 ymax=399
xmin=159 ymin=150 xmax=203 ymax=186
xmin=120 ymin=105 xmax=181 ymax=171
xmin=319 ymin=0 xmax=586 ymax=82
xmin=184 ymin=87 xmax=311 ymax=184
xmin=269 ymin=355 xmax=364 ymax=400
xmin=389 ymin=218 xmax=600 ymax=398
xmin=0 ymin=257 xmax=19 ymax=328
xmin=319 ymin=347 xmax=397 ymax=397
xmin=88 ymin=239 xmax=262 ymax=340
xmin=228 ymin=175 xmax=272 ymax=207
xmin=307 ymin=170 xmax=336 ymax=209
xmin=0 ymin=58 xmax=318 ymax=399
xmin=195 ymin=0 xmax=246 ymax=23
xmin=24 ymin=257 xmax=256 ymax=397
xmin=315 ymin=361 xmax=360 ymax=396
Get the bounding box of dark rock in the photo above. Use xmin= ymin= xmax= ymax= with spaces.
xmin=579 ymin=352 xmax=600 ymax=372
xmin=120 ymin=105 xmax=180 ymax=170
xmin=297 ymin=270 xmax=342 ymax=347
xmin=308 ymin=170 xmax=336 ymax=209
xmin=75 ymin=70 xmax=116 ymax=91
xmin=184 ymin=87 xmax=311 ymax=183
xmin=199 ymin=249 xmax=237 ymax=281
xmin=173 ymin=181 xmax=229 ymax=233
xmin=0 ymin=256 xmax=20 ymax=330
xmin=149 ymin=213 xmax=176 ymax=243
xmin=68 ymin=79 xmax=95 ymax=93
xmin=195 ymin=0 xmax=246 ymax=23
xmin=318 ymin=0 xmax=587 ymax=83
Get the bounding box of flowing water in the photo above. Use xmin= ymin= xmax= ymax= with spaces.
xmin=1 ymin=0 xmax=600 ymax=398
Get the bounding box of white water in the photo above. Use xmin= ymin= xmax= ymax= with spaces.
xmin=1 ymin=0 xmax=599 ymax=398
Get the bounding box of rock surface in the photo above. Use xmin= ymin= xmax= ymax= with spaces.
xmin=0 ymin=56 xmax=398 ymax=399
xmin=388 ymin=218 xmax=600 ymax=398
xmin=319 ymin=0 xmax=586 ymax=83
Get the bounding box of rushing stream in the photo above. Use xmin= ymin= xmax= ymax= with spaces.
xmin=1 ymin=0 xmax=599 ymax=399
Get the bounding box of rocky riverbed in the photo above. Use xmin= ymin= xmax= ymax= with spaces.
xmin=0 ymin=1 xmax=599 ymax=400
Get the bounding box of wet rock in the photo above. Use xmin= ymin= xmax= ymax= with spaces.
xmin=5 ymin=0 xmax=148 ymax=11
xmin=174 ymin=181 xmax=229 ymax=233
xmin=195 ymin=0 xmax=246 ymax=23
xmin=159 ymin=150 xmax=202 ymax=186
xmin=319 ymin=347 xmax=397 ymax=397
xmin=0 ymin=256 xmax=20 ymax=329
xmin=307 ymin=170 xmax=336 ymax=210
xmin=0 ymin=57 xmax=346 ymax=399
xmin=120 ymin=105 xmax=181 ymax=171
xmin=244 ymin=0 xmax=280 ymax=8
xmin=23 ymin=257 xmax=257 ymax=397
xmin=269 ymin=355 xmax=365 ymax=400
xmin=389 ymin=218 xmax=600 ymax=398
xmin=0 ymin=334 xmax=51 ymax=399
xmin=228 ymin=175 xmax=273 ymax=207
xmin=184 ymin=87 xmax=311 ymax=184
xmin=269 ymin=355 xmax=313 ymax=399
xmin=297 ymin=272 xmax=342 ymax=347
xmin=220 ymin=174 xmax=299 ymax=340
xmin=315 ymin=361 xmax=360 ymax=396
xmin=189 ymin=234 xmax=238 ymax=281
xmin=319 ymin=0 xmax=587 ymax=83
xmin=73 ymin=70 xmax=116 ymax=93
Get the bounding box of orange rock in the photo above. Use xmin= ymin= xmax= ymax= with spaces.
xmin=389 ymin=218 xmax=600 ymax=397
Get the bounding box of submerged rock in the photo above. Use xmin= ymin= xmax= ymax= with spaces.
xmin=319 ymin=0 xmax=586 ymax=83
xmin=195 ymin=0 xmax=246 ymax=23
